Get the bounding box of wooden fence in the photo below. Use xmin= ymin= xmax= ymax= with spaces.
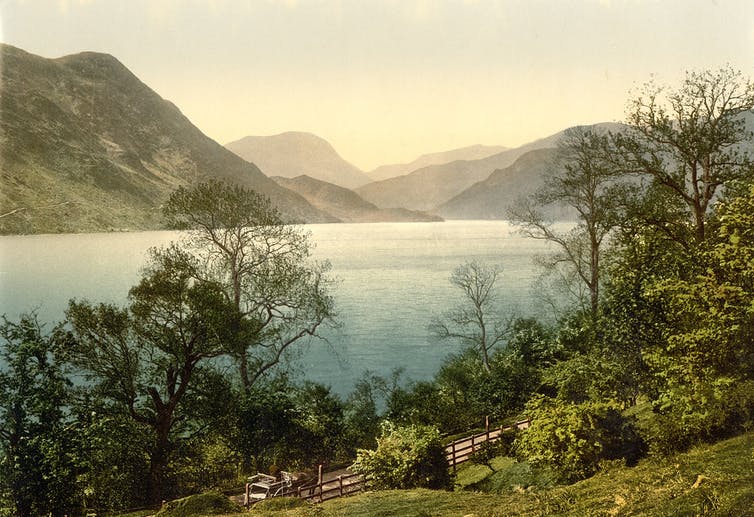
xmin=445 ymin=418 xmax=530 ymax=471
xmin=297 ymin=471 xmax=367 ymax=503
xmin=245 ymin=416 xmax=530 ymax=506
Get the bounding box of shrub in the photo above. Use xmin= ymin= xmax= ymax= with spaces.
xmin=515 ymin=396 xmax=644 ymax=483
xmin=155 ymin=492 xmax=243 ymax=517
xmin=350 ymin=421 xmax=453 ymax=490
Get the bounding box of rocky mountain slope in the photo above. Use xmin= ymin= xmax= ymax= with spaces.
xmin=367 ymin=144 xmax=508 ymax=182
xmin=273 ymin=175 xmax=442 ymax=223
xmin=0 ymin=44 xmax=333 ymax=234
xmin=226 ymin=132 xmax=372 ymax=189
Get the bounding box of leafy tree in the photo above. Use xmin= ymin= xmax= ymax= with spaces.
xmin=510 ymin=127 xmax=625 ymax=317
xmin=0 ymin=314 xmax=78 ymax=517
xmin=615 ymin=67 xmax=754 ymax=244
xmin=293 ymin=382 xmax=347 ymax=465
xmin=342 ymin=373 xmax=382 ymax=452
xmin=63 ymin=245 xmax=233 ymax=504
xmin=431 ymin=261 xmax=509 ymax=371
xmin=639 ymin=183 xmax=754 ymax=447
xmin=351 ymin=421 xmax=452 ymax=490
xmin=162 ymin=180 xmax=335 ymax=392
xmin=73 ymin=408 xmax=151 ymax=512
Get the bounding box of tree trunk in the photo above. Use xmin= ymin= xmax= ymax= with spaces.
xmin=148 ymin=415 xmax=173 ymax=505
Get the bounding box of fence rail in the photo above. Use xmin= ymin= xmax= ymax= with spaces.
xmin=445 ymin=418 xmax=530 ymax=470
xmin=297 ymin=472 xmax=366 ymax=503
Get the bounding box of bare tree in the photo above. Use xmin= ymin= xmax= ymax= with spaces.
xmin=431 ymin=261 xmax=509 ymax=372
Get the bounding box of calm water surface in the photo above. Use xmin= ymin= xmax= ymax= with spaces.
xmin=0 ymin=221 xmax=553 ymax=395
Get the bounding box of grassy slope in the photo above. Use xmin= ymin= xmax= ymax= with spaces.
xmin=230 ymin=430 xmax=754 ymax=516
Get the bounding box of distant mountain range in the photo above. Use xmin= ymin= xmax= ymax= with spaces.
xmin=0 ymin=44 xmax=334 ymax=234
xmin=226 ymin=132 xmax=373 ymax=189
xmin=273 ymin=175 xmax=441 ymax=223
xmin=355 ymin=123 xmax=625 ymax=214
xmin=0 ymin=43 xmax=639 ymax=234
xmin=367 ymin=144 xmax=508 ymax=182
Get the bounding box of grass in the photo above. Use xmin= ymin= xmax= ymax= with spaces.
xmin=221 ymin=429 xmax=754 ymax=516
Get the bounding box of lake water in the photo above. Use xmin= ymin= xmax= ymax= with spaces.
xmin=0 ymin=221 xmax=554 ymax=395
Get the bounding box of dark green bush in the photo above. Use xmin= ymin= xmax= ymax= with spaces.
xmin=155 ymin=492 xmax=243 ymax=517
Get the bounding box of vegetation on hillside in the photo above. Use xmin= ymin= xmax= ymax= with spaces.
xmin=2 ymin=68 xmax=754 ymax=515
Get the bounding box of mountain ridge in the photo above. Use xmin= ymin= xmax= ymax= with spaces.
xmin=368 ymin=144 xmax=509 ymax=182
xmin=272 ymin=175 xmax=442 ymax=223
xmin=0 ymin=44 xmax=334 ymax=234
xmin=356 ymin=123 xmax=625 ymax=213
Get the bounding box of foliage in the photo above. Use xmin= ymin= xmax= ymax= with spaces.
xmin=155 ymin=491 xmax=243 ymax=517
xmin=74 ymin=410 xmax=151 ymax=512
xmin=63 ymin=244 xmax=234 ymax=504
xmin=515 ymin=396 xmax=644 ymax=482
xmin=0 ymin=314 xmax=79 ymax=517
xmin=615 ymin=67 xmax=754 ymax=244
xmin=351 ymin=421 xmax=452 ymax=490
xmin=162 ymin=180 xmax=336 ymax=392
xmin=637 ymin=185 xmax=754 ymax=451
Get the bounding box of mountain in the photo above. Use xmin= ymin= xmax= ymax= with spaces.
xmin=368 ymin=144 xmax=508 ymax=182
xmin=356 ymin=124 xmax=624 ymax=213
xmin=273 ymin=175 xmax=442 ymax=223
xmin=225 ymin=132 xmax=372 ymax=189
xmin=0 ymin=45 xmax=334 ymax=234
xmin=435 ymin=148 xmax=573 ymax=219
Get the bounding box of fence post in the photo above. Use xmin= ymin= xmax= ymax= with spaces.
xmin=244 ymin=483 xmax=250 ymax=508
xmin=338 ymin=475 xmax=344 ymax=497
xmin=451 ymin=441 xmax=456 ymax=472
xmin=471 ymin=433 xmax=475 ymax=454
xmin=485 ymin=415 xmax=490 ymax=442
xmin=318 ymin=464 xmax=324 ymax=502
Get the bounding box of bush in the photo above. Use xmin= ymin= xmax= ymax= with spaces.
xmin=351 ymin=421 xmax=453 ymax=490
xmin=515 ymin=396 xmax=644 ymax=483
xmin=642 ymin=378 xmax=754 ymax=456
xmin=155 ymin=492 xmax=243 ymax=517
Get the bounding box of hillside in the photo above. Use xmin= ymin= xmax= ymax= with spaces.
xmin=242 ymin=430 xmax=754 ymax=516
xmin=436 ymin=148 xmax=573 ymax=220
xmin=356 ymin=123 xmax=624 ymax=213
xmin=368 ymin=144 xmax=508 ymax=182
xmin=0 ymin=45 xmax=333 ymax=234
xmin=273 ymin=175 xmax=442 ymax=223
xmin=226 ymin=132 xmax=372 ymax=189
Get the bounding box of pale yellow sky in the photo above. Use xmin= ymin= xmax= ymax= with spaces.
xmin=2 ymin=0 xmax=754 ymax=170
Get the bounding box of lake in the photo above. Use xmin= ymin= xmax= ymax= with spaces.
xmin=0 ymin=221 xmax=554 ymax=395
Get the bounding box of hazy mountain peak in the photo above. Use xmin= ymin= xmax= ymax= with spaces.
xmin=226 ymin=132 xmax=372 ymax=189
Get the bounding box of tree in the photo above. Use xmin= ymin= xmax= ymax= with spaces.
xmin=431 ymin=261 xmax=508 ymax=372
xmin=162 ymin=180 xmax=335 ymax=392
xmin=509 ymin=127 xmax=625 ymax=317
xmin=63 ymin=245 xmax=233 ymax=504
xmin=615 ymin=67 xmax=754 ymax=244
xmin=0 ymin=314 xmax=78 ymax=517
xmin=639 ymin=183 xmax=754 ymax=446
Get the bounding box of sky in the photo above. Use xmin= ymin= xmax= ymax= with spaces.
xmin=1 ymin=0 xmax=753 ymax=171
